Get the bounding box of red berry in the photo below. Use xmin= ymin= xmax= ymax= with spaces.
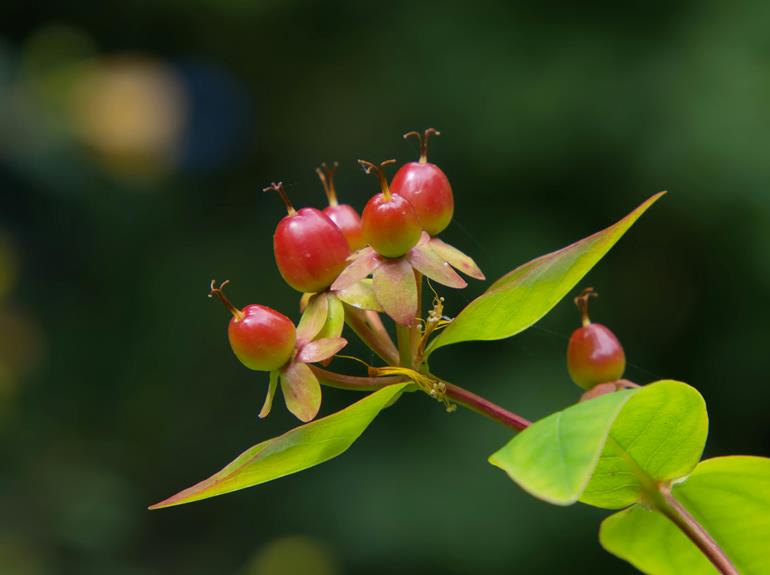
xmin=390 ymin=128 xmax=454 ymax=236
xmin=567 ymin=288 xmax=626 ymax=390
xmin=359 ymin=159 xmax=422 ymax=258
xmin=209 ymin=280 xmax=296 ymax=371
xmin=264 ymin=182 xmax=350 ymax=293
xmin=317 ymin=162 xmax=365 ymax=251
xmin=325 ymin=204 xmax=365 ymax=251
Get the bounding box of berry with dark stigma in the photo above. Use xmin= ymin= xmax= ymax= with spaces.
xmin=567 ymin=288 xmax=626 ymax=390
xmin=390 ymin=128 xmax=454 ymax=236
xmin=209 ymin=279 xmax=296 ymax=371
xmin=317 ymin=162 xmax=365 ymax=251
xmin=360 ymin=159 xmax=422 ymax=258
xmin=265 ymin=182 xmax=350 ymax=293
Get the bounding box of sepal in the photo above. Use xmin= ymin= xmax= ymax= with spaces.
xmin=296 ymin=292 xmax=329 ymax=345
xmin=407 ymin=242 xmax=467 ymax=288
xmin=335 ymin=279 xmax=384 ymax=312
xmin=258 ymin=370 xmax=280 ymax=419
xmin=428 ymin=236 xmax=485 ymax=280
xmin=296 ymin=337 xmax=348 ymax=364
xmin=280 ymin=361 xmax=322 ymax=422
xmin=373 ymin=258 xmax=418 ymax=325
xmin=331 ymin=247 xmax=381 ymax=291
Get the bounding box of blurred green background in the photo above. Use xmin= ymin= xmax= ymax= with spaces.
xmin=2 ymin=1 xmax=769 ymax=573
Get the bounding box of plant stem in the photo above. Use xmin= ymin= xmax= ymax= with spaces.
xmin=396 ymin=323 xmax=413 ymax=368
xmin=309 ymin=365 xmax=405 ymax=391
xmin=442 ymin=381 xmax=531 ymax=431
xmin=652 ymin=483 xmax=738 ymax=575
xmin=343 ymin=304 xmax=399 ymax=365
xmin=411 ymin=271 xmax=423 ymax=362
xmin=314 ymin=366 xmax=531 ymax=431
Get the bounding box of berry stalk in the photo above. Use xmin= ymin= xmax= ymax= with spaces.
xmin=396 ymin=323 xmax=414 ymax=368
xmin=342 ymin=304 xmax=399 ymax=365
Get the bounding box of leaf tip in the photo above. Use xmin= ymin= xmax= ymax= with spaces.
xmin=147 ymin=497 xmax=175 ymax=511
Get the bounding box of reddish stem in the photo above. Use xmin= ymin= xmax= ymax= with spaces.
xmin=342 ymin=304 xmax=399 ymax=365
xmin=309 ymin=365 xmax=405 ymax=391
xmin=442 ymin=381 xmax=531 ymax=431
xmin=654 ymin=483 xmax=738 ymax=575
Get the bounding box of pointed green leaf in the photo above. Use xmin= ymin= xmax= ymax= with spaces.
xmin=600 ymin=456 xmax=770 ymax=575
xmin=426 ymin=193 xmax=665 ymax=355
xmin=149 ymin=382 xmax=409 ymax=509
xmin=489 ymin=389 xmax=637 ymax=505
xmin=280 ymin=361 xmax=322 ymax=422
xmin=581 ymin=380 xmax=708 ymax=509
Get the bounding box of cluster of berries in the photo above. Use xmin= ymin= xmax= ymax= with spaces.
xmin=209 ymin=128 xmax=632 ymax=423
xmin=210 ymin=129 xmax=484 ymax=422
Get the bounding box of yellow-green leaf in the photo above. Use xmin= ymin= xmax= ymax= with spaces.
xmin=581 ymin=380 xmax=708 ymax=509
xmin=489 ymin=389 xmax=637 ymax=505
xmin=149 ymin=383 xmax=408 ymax=509
xmin=600 ymin=456 xmax=770 ymax=575
xmin=426 ymin=193 xmax=664 ymax=355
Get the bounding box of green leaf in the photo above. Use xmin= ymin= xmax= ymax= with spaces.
xmin=426 ymin=193 xmax=664 ymax=355
xmin=490 ymin=380 xmax=707 ymax=509
xmin=600 ymin=456 xmax=770 ymax=575
xmin=149 ymin=382 xmax=409 ymax=509
xmin=489 ymin=389 xmax=637 ymax=505
xmin=581 ymin=380 xmax=708 ymax=509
